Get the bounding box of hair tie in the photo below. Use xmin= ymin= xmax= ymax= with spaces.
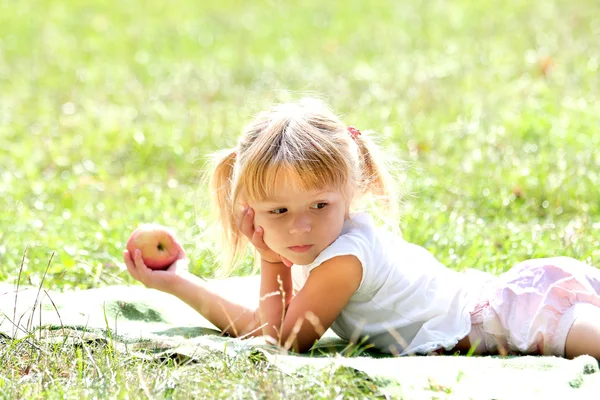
xmin=348 ymin=126 xmax=361 ymax=140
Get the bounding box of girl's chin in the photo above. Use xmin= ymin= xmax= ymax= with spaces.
xmin=285 ymin=253 xmax=317 ymax=266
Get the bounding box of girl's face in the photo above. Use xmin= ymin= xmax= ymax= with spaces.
xmin=248 ymin=177 xmax=349 ymax=266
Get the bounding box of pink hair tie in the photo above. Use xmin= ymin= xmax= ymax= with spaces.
xmin=348 ymin=126 xmax=361 ymax=140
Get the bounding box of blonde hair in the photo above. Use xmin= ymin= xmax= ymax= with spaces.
xmin=205 ymin=98 xmax=398 ymax=275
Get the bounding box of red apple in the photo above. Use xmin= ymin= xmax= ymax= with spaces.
xmin=126 ymin=224 xmax=178 ymax=270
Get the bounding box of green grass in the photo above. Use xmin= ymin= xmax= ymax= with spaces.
xmin=1 ymin=336 xmax=389 ymax=399
xmin=1 ymin=0 xmax=599 ymax=397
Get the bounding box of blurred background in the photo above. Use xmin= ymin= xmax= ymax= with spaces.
xmin=0 ymin=0 xmax=599 ymax=289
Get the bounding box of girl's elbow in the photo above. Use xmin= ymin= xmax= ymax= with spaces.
xmin=279 ymin=334 xmax=319 ymax=353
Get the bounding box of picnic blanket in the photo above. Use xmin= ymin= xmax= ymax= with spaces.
xmin=2 ymin=276 xmax=599 ymax=399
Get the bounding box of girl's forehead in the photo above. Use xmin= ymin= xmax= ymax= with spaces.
xmin=254 ymin=171 xmax=341 ymax=202
xmin=239 ymin=163 xmax=349 ymax=205
xmin=256 ymin=188 xmax=341 ymax=206
xmin=265 ymin=176 xmax=325 ymax=198
xmin=269 ymin=171 xmax=307 ymax=192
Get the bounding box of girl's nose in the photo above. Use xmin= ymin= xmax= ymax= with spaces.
xmin=289 ymin=215 xmax=312 ymax=235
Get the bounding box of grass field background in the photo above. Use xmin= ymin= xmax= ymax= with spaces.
xmin=1 ymin=0 xmax=599 ymax=397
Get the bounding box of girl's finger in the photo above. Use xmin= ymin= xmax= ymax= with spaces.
xmin=133 ymin=249 xmax=155 ymax=285
xmin=281 ymin=255 xmax=293 ymax=268
xmin=123 ymin=250 xmax=140 ymax=280
xmin=240 ymin=207 xmax=256 ymax=238
xmin=133 ymin=249 xmax=149 ymax=273
xmin=251 ymin=225 xmax=267 ymax=249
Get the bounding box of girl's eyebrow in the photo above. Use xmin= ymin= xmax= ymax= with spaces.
xmin=258 ymin=191 xmax=336 ymax=204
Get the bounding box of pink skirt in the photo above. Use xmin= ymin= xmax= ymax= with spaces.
xmin=468 ymin=257 xmax=600 ymax=356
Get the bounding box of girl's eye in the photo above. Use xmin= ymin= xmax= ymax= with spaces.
xmin=271 ymin=208 xmax=287 ymax=215
xmin=311 ymin=202 xmax=327 ymax=210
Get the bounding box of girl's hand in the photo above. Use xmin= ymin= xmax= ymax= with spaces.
xmin=238 ymin=206 xmax=293 ymax=267
xmin=123 ymin=240 xmax=190 ymax=294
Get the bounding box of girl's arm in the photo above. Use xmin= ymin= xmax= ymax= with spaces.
xmin=259 ymin=259 xmax=293 ymax=343
xmin=124 ymin=249 xmax=263 ymax=338
xmin=261 ymin=254 xmax=362 ymax=352
xmin=126 ymin=247 xmax=361 ymax=349
xmin=166 ymin=270 xmax=263 ymax=337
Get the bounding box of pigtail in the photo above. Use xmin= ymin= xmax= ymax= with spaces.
xmin=353 ymin=131 xmax=400 ymax=219
xmin=207 ymin=148 xmax=247 ymax=275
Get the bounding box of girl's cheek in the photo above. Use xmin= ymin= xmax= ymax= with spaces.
xmin=254 ymin=218 xmax=277 ymax=247
xmin=259 ymin=226 xmax=275 ymax=248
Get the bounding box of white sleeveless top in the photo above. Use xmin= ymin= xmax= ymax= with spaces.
xmin=291 ymin=212 xmax=494 ymax=355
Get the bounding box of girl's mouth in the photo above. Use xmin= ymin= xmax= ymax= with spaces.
xmin=288 ymin=245 xmax=313 ymax=253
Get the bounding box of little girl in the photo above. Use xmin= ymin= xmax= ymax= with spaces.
xmin=124 ymin=98 xmax=600 ymax=359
